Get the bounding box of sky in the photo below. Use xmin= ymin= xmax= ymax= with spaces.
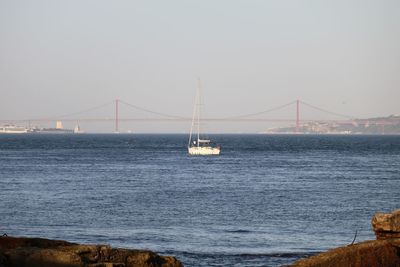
xmin=0 ymin=0 xmax=399 ymax=133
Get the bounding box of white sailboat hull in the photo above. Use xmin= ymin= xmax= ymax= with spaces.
xmin=188 ymin=146 xmax=221 ymax=155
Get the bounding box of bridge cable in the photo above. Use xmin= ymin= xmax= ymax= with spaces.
xmin=300 ymin=100 xmax=356 ymax=120
xmin=26 ymin=101 xmax=115 ymax=122
xmin=41 ymin=101 xmax=113 ymax=119
xmin=220 ymin=100 xmax=297 ymax=120
xmin=119 ymin=100 xmax=189 ymax=120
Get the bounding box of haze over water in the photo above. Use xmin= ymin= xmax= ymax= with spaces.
xmin=1 ymin=134 xmax=399 ymax=266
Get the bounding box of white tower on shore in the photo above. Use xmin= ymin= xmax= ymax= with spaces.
xmin=56 ymin=121 xmax=63 ymax=129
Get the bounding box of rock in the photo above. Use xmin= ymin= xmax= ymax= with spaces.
xmin=0 ymin=236 xmax=183 ymax=267
xmin=372 ymin=209 xmax=400 ymax=239
xmin=288 ymin=239 xmax=400 ymax=267
xmin=289 ymin=209 xmax=400 ymax=267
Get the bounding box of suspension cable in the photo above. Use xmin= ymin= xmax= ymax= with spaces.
xmin=119 ymin=100 xmax=188 ymax=119
xmin=300 ymin=100 xmax=356 ymax=120
xmin=221 ymin=100 xmax=297 ymax=119
xmin=30 ymin=101 xmax=114 ymax=121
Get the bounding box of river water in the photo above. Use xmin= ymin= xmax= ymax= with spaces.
xmin=0 ymin=134 xmax=399 ymax=266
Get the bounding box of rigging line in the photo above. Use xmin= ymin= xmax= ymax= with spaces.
xmin=221 ymin=100 xmax=297 ymax=120
xmin=300 ymin=100 xmax=356 ymax=120
xmin=119 ymin=100 xmax=188 ymax=119
xmin=28 ymin=101 xmax=115 ymax=121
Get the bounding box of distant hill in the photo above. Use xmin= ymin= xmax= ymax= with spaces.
xmin=263 ymin=115 xmax=400 ymax=135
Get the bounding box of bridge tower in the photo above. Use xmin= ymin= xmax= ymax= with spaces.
xmin=296 ymin=99 xmax=300 ymax=133
xmin=115 ymin=99 xmax=119 ymax=133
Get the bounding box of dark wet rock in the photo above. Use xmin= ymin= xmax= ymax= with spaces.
xmin=0 ymin=236 xmax=183 ymax=267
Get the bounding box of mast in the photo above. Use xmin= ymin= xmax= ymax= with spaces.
xmin=115 ymin=99 xmax=119 ymax=133
xmin=197 ymin=78 xmax=201 ymax=147
xmin=188 ymin=80 xmax=198 ymax=148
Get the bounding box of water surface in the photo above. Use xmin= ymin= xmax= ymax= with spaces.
xmin=0 ymin=134 xmax=399 ymax=266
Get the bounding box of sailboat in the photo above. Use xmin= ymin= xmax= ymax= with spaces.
xmin=73 ymin=121 xmax=84 ymax=134
xmin=188 ymin=80 xmax=221 ymax=155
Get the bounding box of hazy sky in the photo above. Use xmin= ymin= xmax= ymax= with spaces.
xmin=1 ymin=0 xmax=399 ymax=132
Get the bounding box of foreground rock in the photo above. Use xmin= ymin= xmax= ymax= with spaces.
xmin=289 ymin=209 xmax=400 ymax=267
xmin=289 ymin=239 xmax=400 ymax=267
xmin=0 ymin=236 xmax=183 ymax=267
xmin=372 ymin=209 xmax=400 ymax=239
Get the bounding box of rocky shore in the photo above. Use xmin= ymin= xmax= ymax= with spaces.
xmin=289 ymin=209 xmax=400 ymax=267
xmin=0 ymin=236 xmax=183 ymax=267
xmin=1 ymin=209 xmax=399 ymax=267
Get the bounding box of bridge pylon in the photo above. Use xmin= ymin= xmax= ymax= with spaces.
xmin=296 ymin=99 xmax=300 ymax=133
xmin=115 ymin=99 xmax=119 ymax=133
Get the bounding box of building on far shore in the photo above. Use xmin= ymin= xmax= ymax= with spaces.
xmin=30 ymin=121 xmax=74 ymax=134
xmin=0 ymin=125 xmax=28 ymax=134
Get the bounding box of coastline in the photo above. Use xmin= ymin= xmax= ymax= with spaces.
xmin=288 ymin=209 xmax=400 ymax=267
xmin=0 ymin=236 xmax=183 ymax=267
xmin=1 ymin=209 xmax=399 ymax=267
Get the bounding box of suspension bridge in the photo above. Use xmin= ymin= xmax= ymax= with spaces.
xmin=1 ymin=99 xmax=398 ymax=133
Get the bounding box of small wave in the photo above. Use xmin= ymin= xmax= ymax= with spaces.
xmin=224 ymin=229 xmax=253 ymax=233
xmin=161 ymin=250 xmax=321 ymax=267
xmin=163 ymin=250 xmax=320 ymax=258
